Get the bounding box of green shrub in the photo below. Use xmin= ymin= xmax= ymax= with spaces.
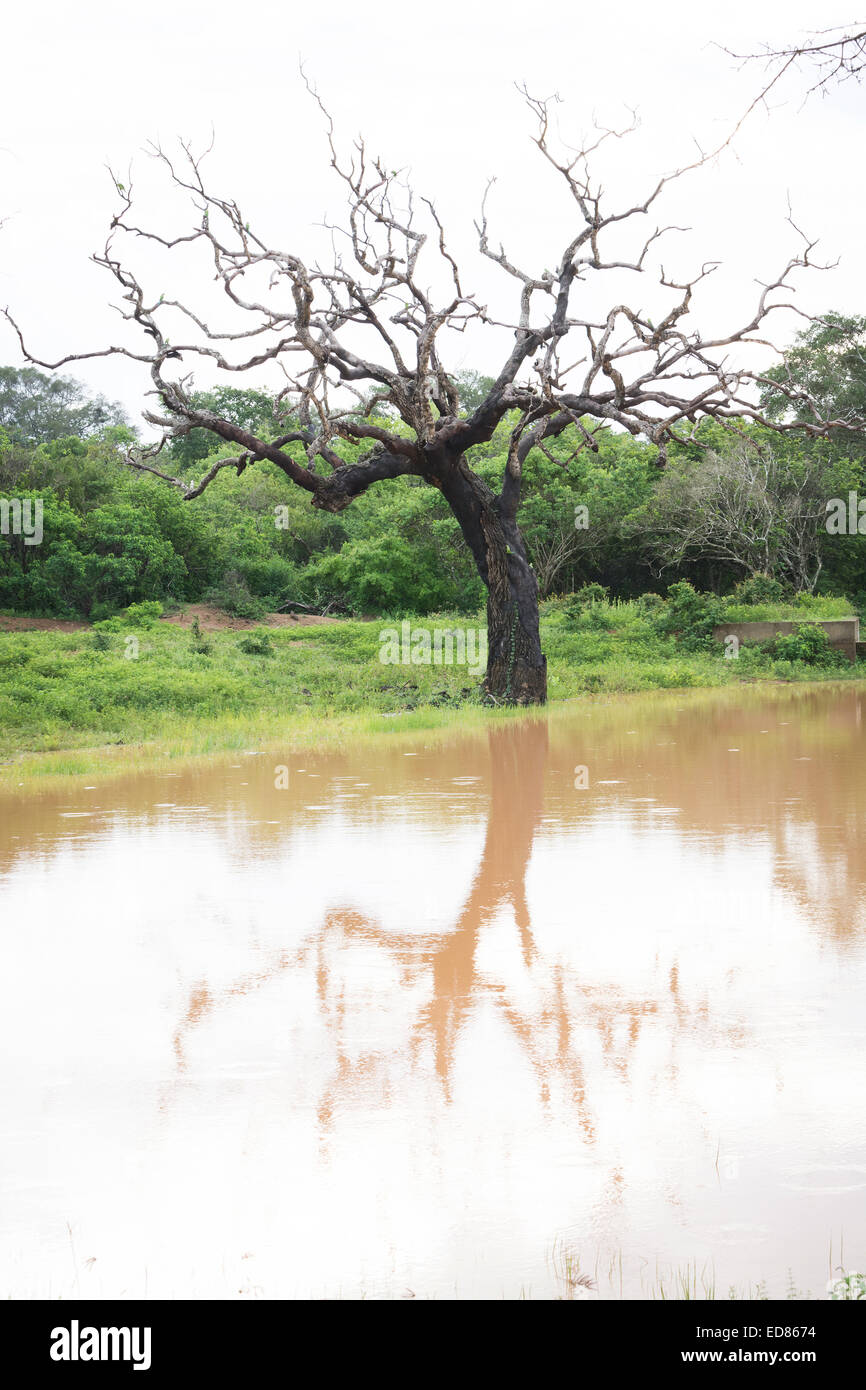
xmin=657 ymin=581 xmax=723 ymax=651
xmin=561 ymin=584 xmax=612 ymax=631
xmin=204 ymin=570 xmax=268 ymax=620
xmin=300 ymin=533 xmax=480 ymax=616
xmin=92 ymin=600 xmax=163 ymax=630
xmin=236 ymin=555 xmax=300 ymax=602
xmin=121 ymin=600 xmax=163 ymax=628
xmin=189 ymin=616 xmax=212 ymax=656
xmin=636 ymin=591 xmax=665 ymax=615
xmin=237 ymin=630 xmax=274 ymax=657
xmin=768 ymin=623 xmax=845 ymax=667
xmin=565 ymin=582 xmax=609 ymax=614
xmin=732 ymin=573 xmax=786 ymax=604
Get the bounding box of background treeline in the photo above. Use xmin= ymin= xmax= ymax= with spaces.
xmin=1 ymin=312 xmax=865 ymax=621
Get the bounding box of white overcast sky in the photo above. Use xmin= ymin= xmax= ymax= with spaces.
xmin=1 ymin=1 xmax=864 ymax=426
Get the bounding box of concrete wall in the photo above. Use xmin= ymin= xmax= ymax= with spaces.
xmin=712 ymin=617 xmax=861 ymax=663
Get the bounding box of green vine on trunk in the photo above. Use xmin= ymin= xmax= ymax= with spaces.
xmin=504 ymin=605 xmax=519 ymax=702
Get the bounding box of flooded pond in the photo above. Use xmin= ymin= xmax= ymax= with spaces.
xmin=1 ymin=684 xmax=865 ymax=1299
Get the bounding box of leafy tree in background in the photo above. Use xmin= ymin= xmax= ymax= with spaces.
xmin=518 ymin=431 xmax=656 ymax=596
xmin=0 ymin=486 xmax=189 ymax=618
xmin=0 ymin=366 xmax=126 ymax=446
xmin=0 ymin=428 xmax=135 ymax=512
xmin=758 ymin=314 xmax=866 ymax=599
xmin=452 ymin=371 xmax=496 ymax=416
xmin=761 ymin=314 xmax=866 ymax=457
xmin=2 ymin=333 xmax=864 ymax=622
xmin=168 ymin=385 xmax=280 ymax=470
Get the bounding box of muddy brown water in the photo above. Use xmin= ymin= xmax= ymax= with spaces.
xmin=1 ymin=684 xmax=865 ymax=1298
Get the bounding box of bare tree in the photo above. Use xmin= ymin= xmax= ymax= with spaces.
xmin=528 ymin=519 xmax=586 ymax=598
xmin=4 ymin=83 xmax=861 ymax=703
xmin=639 ymin=442 xmax=833 ymax=592
xmin=528 ymin=504 xmax=616 ymax=598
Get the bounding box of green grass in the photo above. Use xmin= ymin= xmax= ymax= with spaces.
xmin=1 ymin=603 xmax=864 ymax=789
xmin=719 ymin=594 xmax=856 ymax=624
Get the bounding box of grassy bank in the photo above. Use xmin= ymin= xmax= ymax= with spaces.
xmin=1 ymin=597 xmax=863 ymax=790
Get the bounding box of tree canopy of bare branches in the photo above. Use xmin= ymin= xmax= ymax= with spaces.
xmin=726 ymin=22 xmax=866 ymax=100
xmin=638 ymin=442 xmax=837 ymax=593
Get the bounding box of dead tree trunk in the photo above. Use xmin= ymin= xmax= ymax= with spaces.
xmin=439 ymin=456 xmax=547 ymax=704
xmin=482 ymin=509 xmax=547 ymax=705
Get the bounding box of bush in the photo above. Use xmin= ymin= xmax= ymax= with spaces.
xmin=565 ymin=582 xmax=609 ymax=614
xmin=236 ymin=555 xmax=300 ymax=603
xmin=301 ymin=535 xmax=458 ymax=615
xmin=732 ymin=573 xmax=786 ymax=605
xmin=656 ymin=581 xmax=723 ymax=651
xmin=562 ymin=584 xmax=612 ymax=631
xmin=768 ymin=623 xmax=845 ymax=667
xmin=636 ymin=591 xmax=665 ymax=615
xmin=121 ymin=600 xmax=163 ymax=628
xmin=205 ymin=570 xmax=268 ymax=620
xmin=189 ymin=616 xmax=212 ymax=656
xmin=237 ymin=630 xmax=274 ymax=657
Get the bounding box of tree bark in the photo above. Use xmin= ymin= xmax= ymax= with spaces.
xmin=438 ymin=455 xmax=547 ymax=705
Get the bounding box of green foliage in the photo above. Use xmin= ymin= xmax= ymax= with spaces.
xmin=452 ymin=370 xmax=496 ymax=415
xmin=656 ymin=581 xmax=723 ymax=650
xmin=2 ymin=348 xmax=864 ymax=629
xmin=236 ymin=555 xmax=301 ymax=602
xmin=167 ymin=386 xmax=280 ymax=470
xmin=204 ymin=569 xmax=268 ymax=620
xmin=3 ymin=604 xmax=863 ymax=773
xmin=768 ymin=624 xmax=846 ymax=668
xmin=0 ymin=366 xmax=127 ymax=445
xmin=761 ymin=313 xmax=866 ymax=444
xmin=636 ymin=591 xmax=664 ymax=614
xmin=721 ymin=593 xmax=854 ymax=624
xmin=0 ymin=485 xmax=188 ymax=618
xmin=565 ymin=582 xmax=610 ymax=612
xmin=91 ymin=602 xmax=163 ymax=634
xmin=237 ymin=629 xmax=275 ymax=657
xmin=189 ymin=616 xmax=213 ymax=655
xmin=301 ymin=529 xmax=480 ymax=615
xmin=561 ymin=584 xmax=614 ymax=631
xmin=732 ymin=573 xmax=786 ymax=605
xmin=122 ymin=600 xmax=164 ymax=628
xmin=635 ymin=437 xmax=852 ymax=593
xmin=518 ymin=430 xmax=656 ymax=596
xmin=82 ymin=502 xmax=187 ymax=616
